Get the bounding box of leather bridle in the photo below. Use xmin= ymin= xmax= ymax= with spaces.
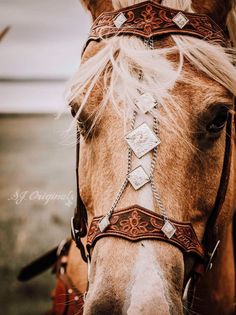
xmin=70 ymin=0 xmax=235 ymax=309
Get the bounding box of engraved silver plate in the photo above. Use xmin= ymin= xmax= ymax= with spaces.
xmin=125 ymin=123 xmax=161 ymax=158
xmin=113 ymin=13 xmax=127 ymax=28
xmin=136 ymin=92 xmax=157 ymax=114
xmin=128 ymin=166 xmax=150 ymax=190
xmin=172 ymin=12 xmax=189 ymax=29
xmin=98 ymin=215 xmax=110 ymax=232
xmin=161 ymin=220 xmax=176 ymax=239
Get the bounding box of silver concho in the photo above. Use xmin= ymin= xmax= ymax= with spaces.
xmin=98 ymin=215 xmax=110 ymax=232
xmin=161 ymin=220 xmax=176 ymax=239
xmin=136 ymin=92 xmax=157 ymax=114
xmin=113 ymin=13 xmax=127 ymax=28
xmin=128 ymin=165 xmax=150 ymax=190
xmin=125 ymin=123 xmax=161 ymax=158
xmin=172 ymin=12 xmax=189 ymax=29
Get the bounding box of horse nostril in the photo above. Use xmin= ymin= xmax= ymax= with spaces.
xmin=85 ymin=299 xmax=121 ymax=315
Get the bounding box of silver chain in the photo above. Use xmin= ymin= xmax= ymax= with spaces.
xmin=106 ymin=37 xmax=168 ymax=220
xmin=107 ymin=110 xmax=137 ymax=217
xmin=144 ymin=38 xmax=168 ymax=219
xmin=150 ymin=117 xmax=168 ymax=219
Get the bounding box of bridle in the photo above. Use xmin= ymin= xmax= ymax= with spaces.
xmin=71 ymin=0 xmax=235 ymax=309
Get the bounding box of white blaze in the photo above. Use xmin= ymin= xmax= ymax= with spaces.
xmin=132 ymin=111 xmax=155 ymax=211
xmin=123 ymin=242 xmax=170 ymax=314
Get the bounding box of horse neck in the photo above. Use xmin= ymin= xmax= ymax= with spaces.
xmin=193 ymin=218 xmax=235 ymax=315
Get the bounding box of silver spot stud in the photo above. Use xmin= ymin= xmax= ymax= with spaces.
xmin=172 ymin=12 xmax=189 ymax=29
xmin=113 ymin=12 xmax=127 ymax=28
xmin=128 ymin=166 xmax=150 ymax=190
xmin=98 ymin=215 xmax=110 ymax=232
xmin=161 ymin=220 xmax=176 ymax=239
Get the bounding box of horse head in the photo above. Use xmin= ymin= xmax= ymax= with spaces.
xmin=67 ymin=1 xmax=236 ymax=314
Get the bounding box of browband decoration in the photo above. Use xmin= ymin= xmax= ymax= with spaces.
xmin=87 ymin=205 xmax=205 ymax=259
xmin=86 ymin=1 xmax=227 ymax=47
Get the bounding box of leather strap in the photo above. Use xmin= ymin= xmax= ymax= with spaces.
xmin=195 ymin=100 xmax=235 ymax=272
xmin=85 ymin=1 xmax=227 ymax=50
xmin=87 ymin=205 xmax=205 ymax=258
xmin=18 ymin=239 xmax=71 ymax=282
xmin=70 ymin=120 xmax=88 ymax=263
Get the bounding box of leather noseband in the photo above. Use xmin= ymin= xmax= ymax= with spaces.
xmin=87 ymin=205 xmax=205 ymax=258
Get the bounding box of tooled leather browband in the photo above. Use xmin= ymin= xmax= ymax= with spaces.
xmin=86 ymin=1 xmax=227 ymax=48
xmin=87 ymin=205 xmax=205 ymax=259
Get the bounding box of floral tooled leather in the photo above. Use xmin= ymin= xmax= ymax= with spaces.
xmin=86 ymin=1 xmax=226 ymax=48
xmin=87 ymin=205 xmax=205 ymax=259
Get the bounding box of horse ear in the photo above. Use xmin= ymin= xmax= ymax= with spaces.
xmin=191 ymin=0 xmax=234 ymax=29
xmin=80 ymin=0 xmax=113 ymax=20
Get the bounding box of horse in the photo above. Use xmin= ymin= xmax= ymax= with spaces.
xmin=53 ymin=1 xmax=236 ymax=314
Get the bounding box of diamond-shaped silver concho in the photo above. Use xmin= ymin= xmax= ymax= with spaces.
xmin=98 ymin=215 xmax=110 ymax=232
xmin=128 ymin=166 xmax=150 ymax=190
xmin=125 ymin=123 xmax=161 ymax=158
xmin=113 ymin=12 xmax=127 ymax=28
xmin=136 ymin=92 xmax=157 ymax=114
xmin=172 ymin=12 xmax=189 ymax=29
xmin=161 ymin=220 xmax=176 ymax=239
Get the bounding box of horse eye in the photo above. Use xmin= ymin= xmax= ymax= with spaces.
xmin=207 ymin=110 xmax=228 ymax=133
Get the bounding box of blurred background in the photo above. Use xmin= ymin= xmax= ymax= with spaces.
xmin=0 ymin=1 xmax=90 ymax=314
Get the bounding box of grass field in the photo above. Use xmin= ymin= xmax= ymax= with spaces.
xmin=0 ymin=114 xmax=76 ymax=315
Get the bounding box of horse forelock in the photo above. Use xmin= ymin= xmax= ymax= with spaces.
xmin=68 ymin=15 xmax=236 ymax=146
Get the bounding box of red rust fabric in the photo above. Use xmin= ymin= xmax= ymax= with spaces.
xmin=86 ymin=1 xmax=227 ymax=47
xmin=47 ymin=276 xmax=84 ymax=315
xmin=87 ymin=205 xmax=205 ymax=258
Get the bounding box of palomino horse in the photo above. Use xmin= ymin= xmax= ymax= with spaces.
xmin=54 ymin=0 xmax=236 ymax=314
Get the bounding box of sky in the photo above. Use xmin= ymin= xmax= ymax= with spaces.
xmin=0 ymin=0 xmax=91 ymax=113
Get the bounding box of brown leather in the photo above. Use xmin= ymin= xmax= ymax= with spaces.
xmin=201 ymin=110 xmax=235 ymax=262
xmin=70 ymin=127 xmax=88 ymax=263
xmin=87 ymin=205 xmax=205 ymax=258
xmin=86 ymin=1 xmax=227 ymax=49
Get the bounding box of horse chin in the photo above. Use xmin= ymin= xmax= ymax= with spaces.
xmin=83 ymin=238 xmax=184 ymax=315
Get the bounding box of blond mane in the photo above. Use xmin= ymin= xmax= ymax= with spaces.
xmin=68 ymin=0 xmax=236 ymax=139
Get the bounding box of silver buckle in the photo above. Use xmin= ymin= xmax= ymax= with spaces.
xmin=70 ymin=216 xmax=81 ymax=241
xmin=206 ymin=240 xmax=220 ymax=272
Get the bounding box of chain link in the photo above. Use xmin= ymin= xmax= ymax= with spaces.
xmin=144 ymin=38 xmax=169 ymax=220
xmin=150 ymin=117 xmax=168 ymax=219
xmin=106 ymin=37 xmax=168 ymax=220
xmin=107 ymin=110 xmax=137 ymax=217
